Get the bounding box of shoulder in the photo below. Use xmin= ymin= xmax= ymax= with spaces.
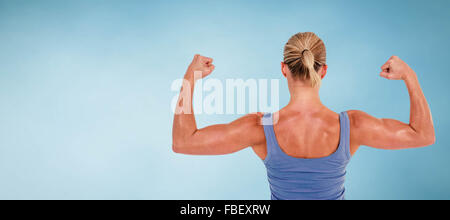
xmin=346 ymin=110 xmax=383 ymax=142
xmin=345 ymin=110 xmax=372 ymax=154
xmin=346 ymin=110 xmax=375 ymax=129
xmin=228 ymin=112 xmax=266 ymax=144
xmin=229 ymin=112 xmax=264 ymax=126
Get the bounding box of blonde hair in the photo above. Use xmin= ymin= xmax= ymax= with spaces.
xmin=283 ymin=32 xmax=326 ymax=87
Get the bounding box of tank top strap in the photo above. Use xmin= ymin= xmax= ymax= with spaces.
xmin=261 ymin=113 xmax=282 ymax=163
xmin=338 ymin=111 xmax=352 ymax=160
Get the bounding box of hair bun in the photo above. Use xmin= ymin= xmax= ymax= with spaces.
xmin=283 ymin=32 xmax=326 ymax=88
xmin=301 ymin=49 xmax=310 ymax=55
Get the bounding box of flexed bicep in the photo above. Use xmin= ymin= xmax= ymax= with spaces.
xmin=348 ymin=110 xmax=431 ymax=149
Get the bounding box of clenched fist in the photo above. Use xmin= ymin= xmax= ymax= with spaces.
xmin=380 ymin=56 xmax=416 ymax=80
xmin=186 ymin=54 xmax=215 ymax=80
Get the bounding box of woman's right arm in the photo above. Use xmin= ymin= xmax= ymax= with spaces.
xmin=348 ymin=56 xmax=435 ymax=151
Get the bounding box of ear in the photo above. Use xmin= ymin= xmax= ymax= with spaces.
xmin=281 ymin=62 xmax=288 ymax=78
xmin=320 ymin=64 xmax=328 ymax=79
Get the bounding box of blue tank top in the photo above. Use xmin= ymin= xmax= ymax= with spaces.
xmin=261 ymin=111 xmax=352 ymax=200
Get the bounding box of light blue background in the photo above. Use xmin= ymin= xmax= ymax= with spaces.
xmin=0 ymin=0 xmax=449 ymax=199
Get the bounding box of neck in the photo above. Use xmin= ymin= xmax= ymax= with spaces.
xmin=287 ymin=85 xmax=323 ymax=108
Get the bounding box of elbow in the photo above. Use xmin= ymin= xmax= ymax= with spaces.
xmin=172 ymin=141 xmax=184 ymax=154
xmin=408 ymin=124 xmax=436 ymax=147
xmin=172 ymin=144 xmax=181 ymax=154
xmin=425 ymin=126 xmax=436 ymax=146
xmin=172 ymin=138 xmax=190 ymax=154
xmin=172 ymin=131 xmax=197 ymax=154
xmin=418 ymin=131 xmax=436 ymax=147
xmin=424 ymin=133 xmax=436 ymax=146
xmin=172 ymin=133 xmax=185 ymax=153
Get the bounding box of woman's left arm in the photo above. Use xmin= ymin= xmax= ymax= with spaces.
xmin=172 ymin=54 xmax=265 ymax=155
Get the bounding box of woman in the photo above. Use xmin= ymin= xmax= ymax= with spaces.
xmin=172 ymin=32 xmax=435 ymax=200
